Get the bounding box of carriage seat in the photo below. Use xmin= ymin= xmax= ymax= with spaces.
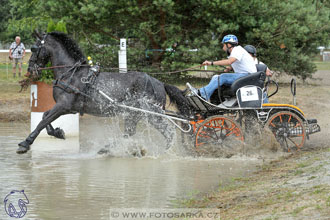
xmin=230 ymin=71 xmax=266 ymax=95
xmin=186 ymin=71 xmax=267 ymax=110
xmin=226 ymin=64 xmax=267 ymax=96
xmin=210 ymin=71 xmax=266 ymax=105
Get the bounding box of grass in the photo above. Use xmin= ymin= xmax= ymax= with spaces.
xmin=314 ymin=61 xmax=330 ymax=71
xmin=171 ymin=190 xmax=202 ymax=207
xmin=0 ymin=80 xmax=29 ymax=100
xmin=291 ymin=205 xmax=308 ymax=216
xmin=296 ymin=162 xmax=310 ymax=168
xmin=0 ymin=63 xmax=30 ymax=102
xmin=294 ymin=169 xmax=304 ymax=176
xmin=0 ymin=63 xmax=28 ymax=82
xmin=326 ymin=196 xmax=330 ymax=207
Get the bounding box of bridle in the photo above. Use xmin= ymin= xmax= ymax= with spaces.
xmin=29 ymin=34 xmax=49 ymax=76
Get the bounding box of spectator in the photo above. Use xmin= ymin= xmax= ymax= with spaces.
xmin=9 ymin=36 xmax=25 ymax=78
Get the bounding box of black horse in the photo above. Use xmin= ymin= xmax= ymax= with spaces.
xmin=17 ymin=31 xmax=191 ymax=154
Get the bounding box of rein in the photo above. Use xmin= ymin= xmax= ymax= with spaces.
xmin=37 ymin=64 xmax=90 ymax=70
xmin=37 ymin=64 xmax=204 ymax=74
xmin=158 ymin=64 xmax=203 ymax=74
xmin=35 ymin=63 xmax=226 ymax=75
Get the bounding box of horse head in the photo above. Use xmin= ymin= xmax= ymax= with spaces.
xmin=27 ymin=31 xmax=51 ymax=77
xmin=21 ymin=31 xmax=86 ymax=91
xmin=27 ymin=31 xmax=86 ymax=78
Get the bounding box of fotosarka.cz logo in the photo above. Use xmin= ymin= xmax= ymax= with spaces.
xmin=109 ymin=208 xmax=221 ymax=219
xmin=3 ymin=190 xmax=29 ymax=218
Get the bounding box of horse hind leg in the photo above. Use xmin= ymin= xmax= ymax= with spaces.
xmin=123 ymin=112 xmax=142 ymax=138
xmin=43 ymin=110 xmax=65 ymax=139
xmin=46 ymin=125 xmax=65 ymax=139
xmin=148 ymin=115 xmax=175 ymax=149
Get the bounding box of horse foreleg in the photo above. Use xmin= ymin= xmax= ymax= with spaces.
xmin=43 ymin=110 xmax=65 ymax=139
xmin=17 ymin=104 xmax=68 ymax=154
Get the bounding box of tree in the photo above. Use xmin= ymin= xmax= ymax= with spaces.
xmin=5 ymin=0 xmax=330 ymax=79
xmin=0 ymin=0 xmax=12 ymax=43
xmin=1 ymin=0 xmax=47 ymax=45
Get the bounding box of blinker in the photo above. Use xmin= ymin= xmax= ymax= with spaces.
xmin=31 ymin=45 xmax=39 ymax=53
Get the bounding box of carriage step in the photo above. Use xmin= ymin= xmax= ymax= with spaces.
xmin=307 ymin=119 xmax=317 ymax=124
xmin=305 ymin=119 xmax=321 ymax=135
xmin=185 ymin=83 xmax=199 ymax=96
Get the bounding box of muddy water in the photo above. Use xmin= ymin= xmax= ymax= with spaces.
xmin=0 ymin=122 xmax=261 ymax=220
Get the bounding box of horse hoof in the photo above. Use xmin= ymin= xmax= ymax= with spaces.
xmin=97 ymin=148 xmax=109 ymax=155
xmin=17 ymin=141 xmax=30 ymax=154
xmin=134 ymin=148 xmax=146 ymax=157
xmin=54 ymin=128 xmax=65 ymax=139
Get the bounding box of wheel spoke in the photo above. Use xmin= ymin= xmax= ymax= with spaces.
xmin=212 ymin=120 xmax=220 ymax=140
xmin=198 ymin=133 xmax=213 ymax=139
xmin=225 ymin=124 xmax=236 ymax=137
xmin=287 ymin=137 xmax=302 ymax=148
xmin=266 ymin=111 xmax=306 ymax=151
xmin=284 ymin=137 xmax=289 ymax=150
xmin=270 ymin=122 xmax=276 ymax=128
xmin=196 ymin=142 xmax=205 ymax=147
xmin=195 ymin=116 xmax=244 ymax=152
xmin=293 ymin=123 xmax=301 ymax=128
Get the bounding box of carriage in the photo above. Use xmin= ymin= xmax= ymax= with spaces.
xmin=17 ymin=31 xmax=321 ymax=155
xmin=182 ymin=71 xmax=321 ymax=152
xmin=97 ymin=70 xmax=321 ymax=153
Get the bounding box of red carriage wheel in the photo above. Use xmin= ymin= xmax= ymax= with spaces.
xmin=194 ymin=116 xmax=244 ymax=155
xmin=266 ymin=111 xmax=306 ymax=151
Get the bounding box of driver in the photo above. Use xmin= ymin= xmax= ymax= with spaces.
xmin=191 ymin=34 xmax=257 ymax=101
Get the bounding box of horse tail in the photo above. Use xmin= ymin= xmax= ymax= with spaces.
xmin=164 ymin=83 xmax=192 ymax=116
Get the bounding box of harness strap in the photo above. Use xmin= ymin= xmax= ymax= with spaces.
xmin=53 ymin=63 xmax=99 ymax=116
xmin=59 ymin=61 xmax=82 ymax=82
xmin=53 ymin=80 xmax=91 ymax=99
xmin=79 ymin=66 xmax=100 ymax=115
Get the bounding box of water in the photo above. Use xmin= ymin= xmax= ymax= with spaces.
xmin=0 ymin=122 xmax=261 ymax=220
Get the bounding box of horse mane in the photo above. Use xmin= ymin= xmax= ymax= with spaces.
xmin=49 ymin=32 xmax=86 ymax=62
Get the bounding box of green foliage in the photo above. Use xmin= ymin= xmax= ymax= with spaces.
xmin=46 ymin=20 xmax=56 ymax=33
xmin=39 ymin=62 xmax=53 ymax=84
xmin=55 ymin=21 xmax=67 ymax=34
xmin=0 ymin=0 xmax=11 ymax=42
xmin=2 ymin=0 xmax=330 ymax=79
xmin=47 ymin=20 xmax=67 ymax=33
xmin=3 ymin=0 xmax=48 ymax=44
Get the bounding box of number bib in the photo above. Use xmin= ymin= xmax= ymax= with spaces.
xmin=240 ymin=86 xmax=259 ymax=102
